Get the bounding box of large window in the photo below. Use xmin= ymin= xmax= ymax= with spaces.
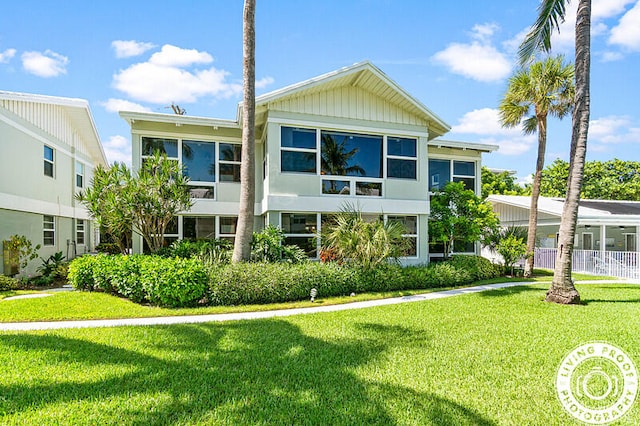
xmin=76 ymin=161 xmax=84 ymax=188
xmin=387 ymin=137 xmax=417 ymax=179
xmin=76 ymin=219 xmax=85 ymax=245
xmin=44 ymin=145 xmax=54 ymax=177
xmin=388 ymin=215 xmax=418 ymax=257
xmin=429 ymin=159 xmax=477 ymax=192
xmin=183 ymin=217 xmax=215 ymax=240
xmin=321 ymin=130 xmax=382 ymax=178
xmin=219 ymin=143 xmax=242 ymax=182
xmin=281 ymin=213 xmax=318 ymax=257
xmin=281 ymin=127 xmax=317 ymax=174
xmin=43 ymin=215 xmax=55 ymax=246
xmin=182 ymin=140 xmax=215 ymax=183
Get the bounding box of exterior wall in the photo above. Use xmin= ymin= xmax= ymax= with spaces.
xmin=0 ymin=101 xmax=99 ymax=276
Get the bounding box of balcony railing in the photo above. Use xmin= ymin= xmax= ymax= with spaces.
xmin=535 ymin=248 xmax=640 ymax=280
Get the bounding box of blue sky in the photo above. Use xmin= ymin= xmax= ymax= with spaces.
xmin=1 ymin=0 xmax=639 ymax=182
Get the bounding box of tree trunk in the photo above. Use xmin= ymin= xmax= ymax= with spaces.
xmin=232 ymin=0 xmax=256 ymax=263
xmin=546 ymin=0 xmax=590 ymax=304
xmin=524 ymin=114 xmax=547 ymax=278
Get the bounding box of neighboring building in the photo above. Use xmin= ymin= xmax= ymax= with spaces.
xmin=121 ymin=61 xmax=497 ymax=263
xmin=1 ymin=91 xmax=107 ymax=275
xmin=488 ymin=195 xmax=640 ymax=252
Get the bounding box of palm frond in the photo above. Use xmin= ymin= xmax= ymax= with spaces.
xmin=519 ymin=0 xmax=568 ymax=65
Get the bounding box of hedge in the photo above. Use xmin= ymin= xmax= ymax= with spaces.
xmin=0 ymin=275 xmax=19 ymax=291
xmin=68 ymin=254 xmax=207 ymax=308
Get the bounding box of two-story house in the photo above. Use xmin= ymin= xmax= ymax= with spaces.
xmin=0 ymin=91 xmax=107 ymax=275
xmin=121 ymin=61 xmax=496 ymax=264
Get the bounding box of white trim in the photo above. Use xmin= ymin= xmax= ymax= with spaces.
xmin=270 ymin=116 xmax=427 ymax=138
xmin=132 ymin=129 xmax=241 ymax=144
xmin=264 ymin=195 xmax=428 ymax=215
xmin=121 ymin=111 xmax=239 ymax=128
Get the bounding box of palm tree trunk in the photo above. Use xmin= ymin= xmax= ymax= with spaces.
xmin=546 ymin=0 xmax=590 ymax=304
xmin=232 ymin=0 xmax=256 ymax=262
xmin=524 ymin=114 xmax=547 ymax=277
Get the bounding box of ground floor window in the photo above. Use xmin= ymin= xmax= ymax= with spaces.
xmin=281 ymin=213 xmax=318 ymax=257
xmin=76 ymin=219 xmax=85 ymax=245
xmin=43 ymin=215 xmax=55 ymax=246
xmin=387 ymin=215 xmax=418 ymax=257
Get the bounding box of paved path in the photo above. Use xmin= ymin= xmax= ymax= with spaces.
xmin=1 ymin=280 xmax=636 ymax=332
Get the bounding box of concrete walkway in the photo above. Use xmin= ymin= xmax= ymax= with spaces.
xmin=0 ymin=280 xmax=636 ymax=332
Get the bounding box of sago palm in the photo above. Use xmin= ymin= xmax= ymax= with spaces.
xmin=499 ymin=55 xmax=574 ymax=278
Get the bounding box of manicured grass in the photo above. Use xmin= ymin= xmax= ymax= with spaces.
xmin=0 ymin=271 xmax=620 ymax=323
xmin=1 ymin=284 xmax=639 ymax=425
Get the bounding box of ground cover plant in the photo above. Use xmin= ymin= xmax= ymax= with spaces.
xmin=0 ymin=284 xmax=638 ymax=424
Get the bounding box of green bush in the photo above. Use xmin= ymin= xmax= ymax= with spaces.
xmin=0 ymin=275 xmax=19 ymax=291
xmin=447 ymin=255 xmax=503 ymax=281
xmin=96 ymin=243 xmax=122 ymax=254
xmin=67 ymin=255 xmax=100 ymax=290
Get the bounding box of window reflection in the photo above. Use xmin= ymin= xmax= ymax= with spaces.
xmin=321 ymin=131 xmax=382 ymax=178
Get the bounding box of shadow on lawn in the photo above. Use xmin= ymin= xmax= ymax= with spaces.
xmin=0 ymin=320 xmax=495 ymax=425
xmin=478 ymin=285 xmax=543 ymax=298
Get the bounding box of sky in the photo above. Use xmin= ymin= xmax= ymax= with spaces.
xmin=1 ymin=0 xmax=639 ymax=183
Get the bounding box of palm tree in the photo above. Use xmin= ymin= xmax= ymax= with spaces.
xmin=232 ymin=0 xmax=256 ymax=262
xmin=321 ymin=134 xmax=365 ymax=192
xmin=499 ymin=56 xmax=574 ymax=278
xmin=520 ymin=0 xmax=591 ymax=304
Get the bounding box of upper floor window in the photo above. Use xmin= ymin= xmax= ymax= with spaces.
xmin=44 ymin=145 xmax=54 ymax=177
xmin=428 ymin=159 xmax=477 ymax=192
xmin=43 ymin=215 xmax=55 ymax=246
xmin=219 ymin=143 xmax=242 ymax=182
xmin=142 ymin=137 xmax=179 ymax=158
xmin=387 ymin=137 xmax=417 ymax=179
xmin=76 ymin=161 xmax=84 ymax=188
xmin=321 ymin=130 xmax=382 ymax=178
xmin=281 ymin=127 xmax=317 ymax=174
xmin=182 ymin=140 xmax=215 ymax=183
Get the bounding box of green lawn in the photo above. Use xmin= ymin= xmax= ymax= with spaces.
xmin=1 ymin=283 xmax=639 ymax=425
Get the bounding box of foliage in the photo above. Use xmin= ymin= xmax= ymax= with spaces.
xmin=481 ymin=167 xmax=527 ymax=199
xmin=130 ymin=152 xmax=193 ymax=253
xmin=68 ymin=254 xmax=208 ymax=308
xmin=161 ymin=239 xmax=233 ymax=264
xmin=497 ymin=235 xmax=529 ymax=276
xmin=321 ymin=205 xmax=409 ymax=269
xmin=539 ymin=158 xmax=640 ymax=200
xmin=0 ymin=275 xmax=19 ymax=291
xmin=4 ymin=235 xmax=41 ymax=276
xmin=429 ymin=182 xmax=499 ymax=258
xmin=76 ymin=163 xmax=133 ymax=254
xmin=251 ymin=225 xmax=308 ymax=263
xmin=95 ymin=243 xmax=122 ymax=254
xmin=36 ymin=251 xmax=66 ymax=277
xmin=208 ymin=256 xmax=501 ymax=306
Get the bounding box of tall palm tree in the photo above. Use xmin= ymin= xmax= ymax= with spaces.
xmin=499 ymin=56 xmax=574 ymax=278
xmin=232 ymin=0 xmax=256 ymax=262
xmin=520 ymin=0 xmax=591 ymax=304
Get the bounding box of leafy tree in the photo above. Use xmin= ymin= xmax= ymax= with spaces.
xmin=232 ymin=0 xmax=257 ymax=262
xmin=128 ymin=152 xmax=193 ymax=253
xmin=499 ymin=55 xmax=574 ymax=278
xmin=429 ymin=182 xmax=499 ymax=259
xmin=76 ymin=162 xmax=132 ymax=254
xmin=520 ymin=0 xmax=590 ymax=304
xmin=540 ymin=158 xmax=640 ymax=200
xmin=481 ymin=167 xmax=526 ymax=199
xmin=321 ymin=204 xmax=409 ymax=269
xmin=5 ymin=235 xmax=40 ymax=276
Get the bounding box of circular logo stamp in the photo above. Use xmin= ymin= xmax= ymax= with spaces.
xmin=556 ymin=342 xmax=638 ymax=424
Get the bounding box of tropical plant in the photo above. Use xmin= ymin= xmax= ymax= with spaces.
xmin=232 ymin=0 xmax=257 ymax=262
xmin=251 ymin=225 xmax=308 ymax=263
xmin=497 ymin=235 xmax=529 ymax=277
xmin=37 ymin=251 xmax=66 ymax=278
xmin=480 ymin=167 xmax=527 ymax=199
xmin=321 ymin=204 xmax=409 ymax=269
xmin=520 ymin=0 xmax=590 ymax=304
xmin=4 ymin=235 xmax=40 ymax=276
xmin=429 ymin=182 xmax=499 ymax=259
xmin=499 ymin=55 xmax=574 ymax=278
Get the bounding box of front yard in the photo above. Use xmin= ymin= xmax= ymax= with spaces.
xmin=1 ymin=283 xmax=639 ymax=424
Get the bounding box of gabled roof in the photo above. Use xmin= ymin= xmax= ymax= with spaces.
xmin=0 ymin=91 xmax=107 ymax=166
xmin=487 ymin=195 xmax=640 ymax=222
xmin=242 ymin=61 xmax=451 ymax=140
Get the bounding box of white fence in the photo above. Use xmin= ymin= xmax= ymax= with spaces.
xmin=535 ymin=248 xmax=640 ymax=279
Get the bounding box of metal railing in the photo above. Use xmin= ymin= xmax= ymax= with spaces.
xmin=535 ymin=248 xmax=640 ymax=279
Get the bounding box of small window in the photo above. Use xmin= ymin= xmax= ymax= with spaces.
xmin=387 ymin=137 xmax=417 ymax=180
xmin=281 ymin=213 xmax=318 ymax=258
xmin=188 ymin=186 xmax=215 ymax=199
xmin=388 ymin=215 xmax=418 ymax=257
xmin=183 ymin=216 xmax=215 ymax=240
xmin=76 ymin=219 xmax=85 ymax=245
xmin=453 ymin=160 xmax=476 ymax=190
xmin=322 ymin=179 xmax=351 ymax=195
xmin=43 ymin=215 xmax=55 ymax=246
xmin=281 ymin=127 xmax=317 ymax=174
xmin=76 ymin=161 xmax=84 ymax=188
xmin=219 ymin=216 xmax=238 ymax=243
xmin=44 ymin=145 xmax=54 ymax=177
xmin=428 ymin=159 xmax=450 ymax=191
xmin=355 ymin=181 xmax=382 ymax=197
xmin=219 ymin=143 xmax=242 ymax=182
xmin=142 ymin=137 xmax=178 ymax=158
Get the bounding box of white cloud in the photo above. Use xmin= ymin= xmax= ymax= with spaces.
xmin=112 ymin=44 xmax=241 ymax=104
xmin=256 ymin=76 xmax=275 ymax=88
xmin=111 ymin=40 xmax=156 ymax=58
xmin=21 ymin=50 xmax=68 ymax=77
xmin=0 ymin=48 xmax=16 ymax=63
xmin=432 ymin=24 xmax=511 ymax=82
xmin=601 ymin=51 xmax=624 ymax=61
xmin=609 ymin=1 xmax=640 ymax=51
xmin=101 ymin=98 xmax=152 ymax=113
xmin=588 ymin=115 xmax=640 ymax=144
xmin=148 ymin=44 xmax=213 ymax=67
xmin=102 ymin=135 xmax=132 ymax=166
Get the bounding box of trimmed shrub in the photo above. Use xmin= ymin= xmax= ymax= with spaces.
xmin=67 ymin=255 xmax=100 ymax=290
xmin=109 ymin=255 xmax=146 ymax=303
xmin=0 ymin=275 xmax=19 ymax=291
xmin=139 ymin=257 xmax=208 ymax=308
xmin=447 ymin=255 xmax=503 ymax=281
